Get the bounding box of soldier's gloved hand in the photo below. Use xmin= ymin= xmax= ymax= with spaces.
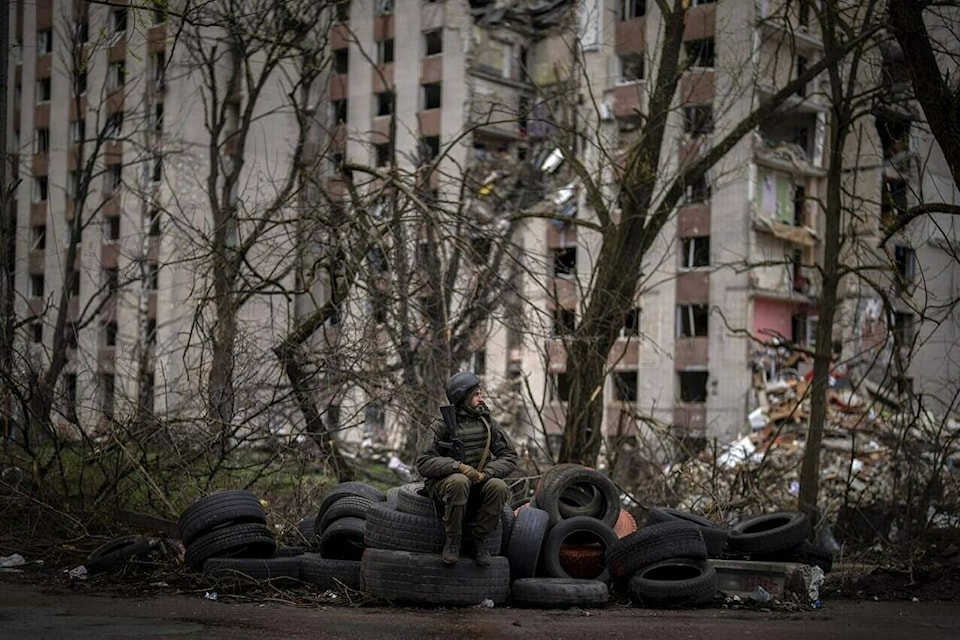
xmin=476 ymin=472 xmax=487 ymax=483
xmin=457 ymin=463 xmax=482 ymax=483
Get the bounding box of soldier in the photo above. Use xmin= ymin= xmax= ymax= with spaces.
xmin=415 ymin=372 xmax=518 ymax=565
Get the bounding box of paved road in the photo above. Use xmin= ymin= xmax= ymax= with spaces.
xmin=1 ymin=578 xmax=959 ymax=640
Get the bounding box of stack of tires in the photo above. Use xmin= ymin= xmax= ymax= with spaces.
xmin=726 ymin=511 xmax=833 ymax=573
xmin=506 ymin=464 xmax=628 ymax=609
xmin=360 ymin=482 xmax=511 ymax=606
xmin=644 ymin=506 xmax=729 ymax=558
xmin=605 ymin=520 xmax=717 ymax=608
xmin=178 ymin=490 xmax=297 ymax=584
xmin=298 ymin=481 xmax=387 ymax=590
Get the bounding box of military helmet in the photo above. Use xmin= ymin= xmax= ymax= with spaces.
xmin=445 ymin=371 xmax=481 ymax=406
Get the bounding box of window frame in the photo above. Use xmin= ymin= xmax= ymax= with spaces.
xmin=679 ymin=370 xmax=709 ymax=403
xmin=680 ymin=236 xmax=710 ymax=269
xmin=424 ymin=29 xmax=443 ymax=56
xmin=677 ymin=304 xmax=709 ymax=338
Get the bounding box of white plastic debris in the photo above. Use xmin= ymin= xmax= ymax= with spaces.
xmin=473 ymin=598 xmax=495 ymax=608
xmin=748 ymin=585 xmax=773 ymax=603
xmin=67 ymin=565 xmax=88 ymax=580
xmin=0 ymin=554 xmax=26 ymax=568
xmin=718 ymin=435 xmax=756 ymax=468
xmin=748 ymin=407 xmax=768 ymax=430
xmin=798 ymin=564 xmax=826 ymax=602
xmin=204 ymin=591 xmax=218 ymax=601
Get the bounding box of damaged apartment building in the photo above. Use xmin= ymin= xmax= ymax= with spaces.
xmin=309 ymin=0 xmax=958 ymax=456
xmin=6 ymin=0 xmax=956 ymax=455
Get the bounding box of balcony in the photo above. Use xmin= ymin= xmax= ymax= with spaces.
xmin=757 ymin=17 xmax=824 ymax=55
xmin=753 ymin=134 xmax=825 ymax=177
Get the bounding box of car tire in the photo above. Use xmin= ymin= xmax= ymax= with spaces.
xmin=178 ymin=490 xmax=266 ymax=546
xmin=605 ymin=521 xmax=707 ymax=582
xmin=727 ymin=511 xmax=810 ymax=555
xmin=542 ymin=516 xmax=618 ymax=582
xmin=360 ymin=548 xmax=510 ymax=606
xmin=645 ymin=507 xmax=728 ymax=558
xmin=183 ymin=522 xmax=277 ymax=571
xmin=628 ymin=558 xmax=718 ymax=608
xmin=511 ymin=577 xmax=610 ymax=609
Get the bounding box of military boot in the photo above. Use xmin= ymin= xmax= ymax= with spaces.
xmin=441 ymin=535 xmax=461 ymax=565
xmin=473 ymin=537 xmax=492 ymax=566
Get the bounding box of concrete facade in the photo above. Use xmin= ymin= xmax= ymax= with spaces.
xmin=4 ymin=0 xmax=958 ymax=459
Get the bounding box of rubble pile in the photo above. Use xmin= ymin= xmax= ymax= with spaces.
xmin=662 ymin=365 xmax=960 ymax=538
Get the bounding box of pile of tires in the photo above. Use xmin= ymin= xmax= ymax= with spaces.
xmin=644 ymin=506 xmax=729 ymax=558
xmin=178 ymin=490 xmax=295 ymax=584
xmin=360 ymin=482 xmax=511 ymax=606
xmin=298 ymin=481 xmax=387 ymax=590
xmin=503 ymin=464 xmax=631 ymax=609
xmin=726 ymin=511 xmax=833 ymax=573
xmin=605 ymin=520 xmax=717 ymax=608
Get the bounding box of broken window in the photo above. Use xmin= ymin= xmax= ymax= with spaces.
xmin=33 ymin=176 xmax=48 ymax=202
xmin=376 ymin=92 xmax=393 ymax=117
xmin=424 ymin=29 xmax=442 ymax=56
xmin=876 ymin=113 xmax=911 ymax=162
xmin=146 ymin=318 xmax=157 ymax=345
xmin=550 ymin=372 xmax=572 ymax=402
xmin=30 ymin=274 xmax=44 ymax=298
xmin=685 ymin=38 xmax=715 ymax=68
xmin=31 ymin=225 xmax=46 ymax=250
xmin=892 ymin=311 xmax=915 ymax=345
xmin=104 ymin=216 xmax=120 ymax=241
xmin=472 ymin=350 xmax=486 ymax=375
xmin=333 ymin=48 xmax=349 ymax=74
xmin=684 ymin=105 xmax=713 ymax=136
xmin=620 ymin=0 xmax=646 ymax=19
xmin=894 ymin=245 xmax=916 ymax=283
xmin=677 ymin=304 xmax=709 ymax=337
xmin=422 ymin=82 xmax=442 ymax=110
xmin=553 ymin=307 xmax=576 ymax=336
xmin=621 ymin=308 xmax=641 ymax=338
xmin=679 ymin=370 xmax=708 ymax=403
xmin=375 ymin=142 xmax=392 ymax=167
xmin=104 ymin=320 xmax=118 ymax=346
xmin=377 ymin=39 xmax=394 ymax=65
xmin=419 ymin=135 xmax=440 ymax=163
xmin=37 ymin=28 xmax=52 ymax=54
xmin=37 ymin=77 xmax=51 ymax=102
xmin=793 ymin=184 xmax=806 ymax=226
xmin=35 ymin=127 xmax=49 ymax=154
xmin=881 ymin=178 xmax=907 ymax=221
xmin=335 ymin=0 xmax=350 ymax=22
xmin=332 ymin=99 xmax=347 ymax=123
xmin=686 ymin=174 xmax=711 ymax=202
xmin=681 ymin=236 xmax=710 ymax=268
xmin=620 ymin=53 xmax=645 ymax=82
xmin=613 ymin=370 xmax=639 ymax=402
xmin=554 ymin=247 xmax=577 ymax=277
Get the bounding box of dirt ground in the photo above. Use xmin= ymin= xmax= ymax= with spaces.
xmin=3 ymin=557 xmax=960 ymax=640
xmin=2 ymin=572 xmax=960 ymax=640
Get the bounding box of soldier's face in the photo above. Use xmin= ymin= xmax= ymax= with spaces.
xmin=469 ymin=387 xmax=484 ymax=408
